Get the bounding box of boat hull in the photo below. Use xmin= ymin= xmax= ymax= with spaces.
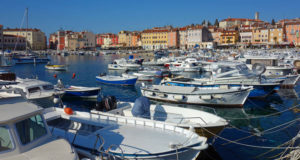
xmin=142 ymin=88 xmax=251 ymax=108
xmin=13 ymin=58 xmax=50 ymax=64
xmin=64 ymin=88 xmax=100 ymax=98
xmin=96 ymin=76 xmax=137 ymax=85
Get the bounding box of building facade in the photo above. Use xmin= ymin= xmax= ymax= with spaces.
xmin=168 ymin=29 xmax=179 ymax=49
xmin=252 ymin=28 xmax=269 ymax=45
xmin=220 ymin=30 xmax=239 ymax=45
xmin=179 ymin=26 xmax=188 ymax=50
xmin=48 ymin=33 xmax=58 ymax=50
xmin=118 ymin=30 xmax=130 ymax=47
xmin=285 ymin=22 xmax=300 ymax=46
xmin=3 ymin=35 xmax=26 ymax=50
xmin=96 ymin=33 xmax=118 ymax=47
xmin=186 ymin=26 xmax=209 ymax=49
xmin=3 ymin=28 xmax=46 ymax=50
xmin=239 ymin=30 xmax=253 ymax=44
xmin=141 ymin=27 xmax=170 ymax=50
xmin=269 ymin=27 xmax=284 ymax=44
xmin=219 ymin=18 xmax=264 ymax=29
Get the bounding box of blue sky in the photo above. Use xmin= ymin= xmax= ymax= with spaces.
xmin=0 ymin=0 xmax=299 ymax=37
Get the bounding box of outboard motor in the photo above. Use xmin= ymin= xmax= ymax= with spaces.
xmin=131 ymin=96 xmax=151 ymax=119
xmin=95 ymin=96 xmax=117 ymax=111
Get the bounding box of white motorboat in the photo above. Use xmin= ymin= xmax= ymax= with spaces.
xmin=108 ymin=58 xmax=141 ymax=71
xmin=123 ymin=73 xmax=154 ymax=81
xmin=9 ymin=78 xmax=64 ymax=107
xmin=92 ymin=99 xmax=228 ymax=138
xmin=141 ymin=84 xmax=252 ymax=108
xmin=0 ymin=97 xmax=78 ymax=160
xmin=96 ymin=73 xmax=138 ymax=85
xmin=43 ymin=106 xmax=208 ymax=160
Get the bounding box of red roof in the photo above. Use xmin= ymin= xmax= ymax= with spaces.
xmin=221 ymin=18 xmax=263 ymax=22
xmin=4 ymin=28 xmax=41 ymax=32
xmin=0 ymin=24 xmax=3 ymax=28
xmin=142 ymin=29 xmax=169 ymax=33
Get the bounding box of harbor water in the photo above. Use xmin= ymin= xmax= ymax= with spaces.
xmin=10 ymin=54 xmax=300 ymax=160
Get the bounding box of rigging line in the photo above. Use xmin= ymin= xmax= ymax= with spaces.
xmin=221 ymin=104 xmax=300 ymax=120
xmin=202 ymin=125 xmax=300 ymax=150
xmin=222 ymin=118 xmax=300 ymax=146
xmin=228 ymin=119 xmax=298 ymax=135
xmin=14 ymin=9 xmax=27 ymax=51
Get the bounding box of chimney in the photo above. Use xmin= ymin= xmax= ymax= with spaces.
xmin=255 ymin=12 xmax=259 ymax=20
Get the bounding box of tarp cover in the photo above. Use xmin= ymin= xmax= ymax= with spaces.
xmin=131 ymin=96 xmax=150 ymax=119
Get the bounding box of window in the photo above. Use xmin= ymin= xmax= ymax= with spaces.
xmin=28 ymin=87 xmax=41 ymax=93
xmin=15 ymin=114 xmax=47 ymax=145
xmin=0 ymin=126 xmax=14 ymax=152
xmin=42 ymin=85 xmax=54 ymax=90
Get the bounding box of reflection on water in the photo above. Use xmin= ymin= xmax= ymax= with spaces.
xmin=9 ymin=55 xmax=300 ymax=160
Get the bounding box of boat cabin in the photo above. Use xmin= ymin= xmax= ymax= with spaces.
xmin=0 ymin=97 xmax=77 ymax=159
xmin=245 ymin=57 xmax=279 ymax=66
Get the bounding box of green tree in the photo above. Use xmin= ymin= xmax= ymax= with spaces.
xmin=214 ymin=19 xmax=219 ymax=27
xmin=271 ymin=19 xmax=276 ymax=25
xmin=207 ymin=21 xmax=212 ymax=26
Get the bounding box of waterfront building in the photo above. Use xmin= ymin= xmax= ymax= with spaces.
xmin=220 ymin=30 xmax=239 ymax=45
xmin=80 ymin=31 xmax=96 ymax=49
xmin=219 ymin=18 xmax=264 ymax=29
xmin=141 ymin=26 xmax=170 ymax=50
xmin=179 ymin=26 xmax=189 ymax=50
xmin=49 ymin=33 xmax=58 ymax=50
xmin=0 ymin=25 xmax=3 ymax=50
xmin=118 ymin=30 xmax=130 ymax=47
xmin=3 ymin=35 xmax=26 ymax=50
xmin=239 ymin=30 xmax=253 ymax=45
xmin=252 ymin=28 xmax=269 ymax=45
xmin=269 ymin=26 xmax=284 ymax=44
xmin=96 ymin=33 xmax=118 ymax=47
xmin=129 ymin=32 xmax=141 ymax=48
xmin=168 ymin=28 xmax=179 ymax=49
xmin=3 ymin=28 xmax=46 ymax=50
xmin=57 ymin=30 xmax=65 ymax=50
xmin=285 ymin=22 xmax=300 ymax=47
xmin=186 ymin=25 xmax=209 ymax=49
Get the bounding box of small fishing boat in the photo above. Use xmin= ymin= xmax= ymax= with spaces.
xmin=96 ymin=73 xmax=138 ymax=85
xmin=92 ymin=97 xmax=228 ymax=138
xmin=43 ymin=106 xmax=208 ymax=160
xmin=45 ymin=64 xmax=67 ymax=71
xmin=139 ymin=67 xmax=170 ymax=77
xmin=13 ymin=55 xmax=50 ymax=64
xmin=122 ymin=73 xmax=154 ymax=81
xmin=141 ymin=84 xmax=252 ymax=107
xmin=63 ymin=86 xmax=101 ymax=98
xmin=0 ymin=97 xmax=78 ymax=160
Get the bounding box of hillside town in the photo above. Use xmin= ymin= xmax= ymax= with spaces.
xmin=0 ymin=12 xmax=299 ymax=52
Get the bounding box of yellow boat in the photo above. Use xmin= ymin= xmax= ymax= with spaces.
xmin=45 ymin=64 xmax=67 ymax=71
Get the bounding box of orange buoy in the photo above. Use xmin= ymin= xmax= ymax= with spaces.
xmin=53 ymin=74 xmax=57 ymax=78
xmin=72 ymin=73 xmax=76 ymax=79
xmin=64 ymin=107 xmax=73 ymax=115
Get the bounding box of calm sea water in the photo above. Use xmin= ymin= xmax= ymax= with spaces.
xmin=10 ymin=55 xmax=300 ymax=160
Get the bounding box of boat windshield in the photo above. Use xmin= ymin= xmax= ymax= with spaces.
xmin=15 ymin=114 xmax=47 ymax=145
xmin=42 ymin=85 xmax=54 ymax=90
xmin=0 ymin=126 xmax=14 ymax=153
xmin=28 ymin=87 xmax=41 ymax=93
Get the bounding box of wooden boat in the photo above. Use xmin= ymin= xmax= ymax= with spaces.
xmin=96 ymin=74 xmax=137 ymax=85
xmin=43 ymin=106 xmax=208 ymax=160
xmin=141 ymin=85 xmax=252 ymax=108
xmin=0 ymin=97 xmax=78 ymax=160
xmin=92 ymin=101 xmax=228 ymax=138
xmin=45 ymin=64 xmax=67 ymax=71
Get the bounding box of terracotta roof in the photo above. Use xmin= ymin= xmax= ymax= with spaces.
xmin=142 ymin=29 xmax=169 ymax=33
xmin=285 ymin=22 xmax=300 ymax=25
xmin=0 ymin=24 xmax=3 ymax=28
xmin=4 ymin=28 xmax=41 ymax=32
xmin=221 ymin=18 xmax=263 ymax=22
xmin=240 ymin=29 xmax=252 ymax=32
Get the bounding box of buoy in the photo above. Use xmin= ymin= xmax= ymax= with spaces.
xmin=72 ymin=73 xmax=76 ymax=79
xmin=53 ymin=74 xmax=57 ymax=78
xmin=53 ymin=97 xmax=60 ymax=104
xmin=64 ymin=107 xmax=73 ymax=115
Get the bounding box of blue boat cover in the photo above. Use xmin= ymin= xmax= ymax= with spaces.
xmin=131 ymin=96 xmax=150 ymax=119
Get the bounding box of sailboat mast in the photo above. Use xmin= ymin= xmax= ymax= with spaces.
xmin=26 ymin=8 xmax=28 ymax=54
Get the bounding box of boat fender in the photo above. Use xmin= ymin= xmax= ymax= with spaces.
xmin=64 ymin=107 xmax=73 ymax=115
xmin=53 ymin=74 xmax=57 ymax=78
xmin=53 ymin=97 xmax=60 ymax=104
xmin=174 ymin=95 xmax=185 ymax=101
xmin=72 ymin=73 xmax=76 ymax=79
